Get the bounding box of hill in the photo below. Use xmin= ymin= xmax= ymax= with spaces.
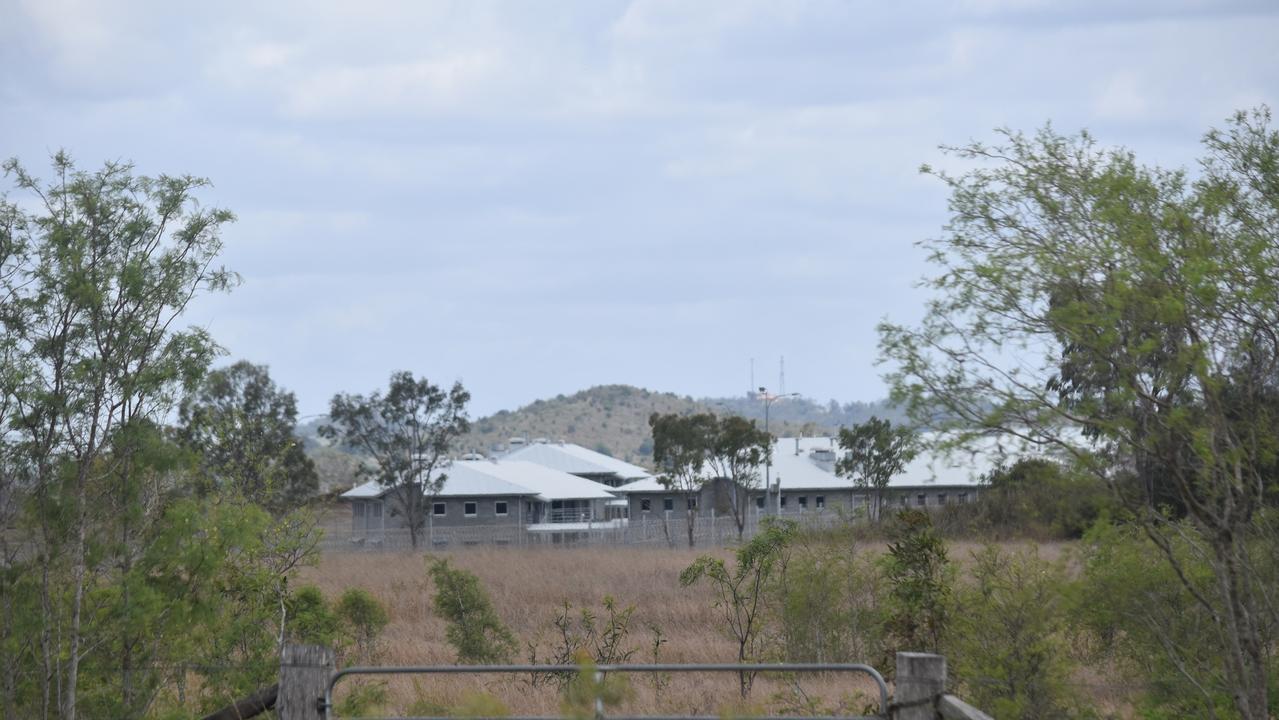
xmin=300 ymin=384 xmax=902 ymax=471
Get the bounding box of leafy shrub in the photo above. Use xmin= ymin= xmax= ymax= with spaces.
xmin=335 ymin=588 xmax=389 ymax=663
xmin=950 ymin=546 xmax=1078 ymax=719
xmin=879 ymin=509 xmax=952 ymax=660
xmin=287 ymin=585 xmax=339 ymax=647
xmin=428 ymin=558 xmax=518 ymax=663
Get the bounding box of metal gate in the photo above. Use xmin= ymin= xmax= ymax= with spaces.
xmin=323 ymin=662 xmax=889 ymax=720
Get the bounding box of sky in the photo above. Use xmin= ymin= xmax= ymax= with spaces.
xmin=2 ymin=1 xmax=1277 ymax=417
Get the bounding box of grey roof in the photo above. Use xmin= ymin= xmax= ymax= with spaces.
xmin=502 ymin=442 xmax=653 ymax=480
xmin=340 ymin=459 xmax=616 ymax=503
xmin=617 ymin=435 xmax=1012 ymax=494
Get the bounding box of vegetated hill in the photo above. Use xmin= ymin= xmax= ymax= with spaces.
xmin=298 ymin=384 xmax=903 ymax=471
xmin=460 ymin=385 xmax=824 ymax=466
xmin=702 ymin=393 xmax=906 ymax=428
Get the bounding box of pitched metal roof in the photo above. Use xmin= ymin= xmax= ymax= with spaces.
xmin=339 ymin=459 xmax=616 ymax=502
xmin=616 ymin=436 xmax=1007 ymax=494
xmin=502 ymin=442 xmax=653 ymax=480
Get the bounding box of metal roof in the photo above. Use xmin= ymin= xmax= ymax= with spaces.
xmin=616 ymin=436 xmax=1010 ymax=494
xmin=502 ymin=442 xmax=654 ymax=481
xmin=339 ymin=459 xmax=616 ymax=502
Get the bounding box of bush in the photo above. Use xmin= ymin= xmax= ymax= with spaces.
xmin=950 ymin=546 xmax=1078 ymax=719
xmin=971 ymin=459 xmax=1111 ymax=539
xmin=335 ymin=588 xmax=389 ymax=663
xmin=880 ymin=509 xmax=951 ymax=660
xmin=428 ymin=558 xmax=518 ymax=664
xmin=287 ymin=585 xmax=340 ymax=647
xmin=774 ymin=534 xmax=885 ymax=664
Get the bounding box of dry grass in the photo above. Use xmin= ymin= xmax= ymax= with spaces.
xmin=299 ymin=541 xmax=1082 ymax=717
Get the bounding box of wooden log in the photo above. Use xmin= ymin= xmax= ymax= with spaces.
xmin=200 ymin=683 xmax=278 ymax=720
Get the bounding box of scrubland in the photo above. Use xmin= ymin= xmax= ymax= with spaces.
xmin=301 ymin=540 xmax=1078 ymax=716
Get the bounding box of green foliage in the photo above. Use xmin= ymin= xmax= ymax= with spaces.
xmin=1074 ymin=520 xmax=1279 ymax=718
xmin=1 ymin=152 xmax=237 ymax=719
xmin=560 ymin=660 xmax=632 ymax=720
xmin=335 ymin=588 xmax=389 ymax=664
xmin=681 ymin=519 xmax=797 ymax=695
xmin=950 ymin=546 xmax=1077 ymax=720
xmin=880 ymin=108 xmax=1279 ymax=717
xmin=970 ymin=459 xmax=1111 ymax=539
xmin=321 ymin=372 xmax=470 ymax=548
xmin=528 ymin=595 xmax=639 ymax=689
xmin=335 ymin=680 xmax=388 ymax=717
xmin=773 ymin=535 xmax=885 ymax=664
xmin=179 ymin=360 xmax=318 ymax=513
xmin=836 ymin=416 xmax=918 ymax=520
xmin=288 ymin=585 xmax=340 ymax=647
xmin=428 ymin=558 xmax=517 ymax=664
xmin=650 ymin=411 xmax=771 ymax=544
xmin=879 ymin=509 xmax=951 ymax=658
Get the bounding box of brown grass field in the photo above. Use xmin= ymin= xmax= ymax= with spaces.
xmin=299 ymin=540 xmax=1084 ymax=717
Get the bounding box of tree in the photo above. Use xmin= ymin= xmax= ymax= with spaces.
xmin=879 ymin=108 xmax=1279 ymax=719
xmin=428 ymin=559 xmax=517 ymax=664
xmin=179 ymin=360 xmax=318 ymax=513
xmin=648 ymin=412 xmax=717 ymax=547
xmin=321 ymin=372 xmax=470 ymax=548
xmin=835 ymin=416 xmax=918 ymax=521
xmin=950 ymin=546 xmax=1076 ymax=720
xmin=0 ymin=153 xmax=235 ymax=720
xmin=705 ymin=416 xmax=772 ymax=539
xmin=879 ymin=509 xmax=951 ymax=658
xmin=680 ymin=519 xmax=796 ymax=696
xmin=335 ymin=589 xmax=389 ymax=664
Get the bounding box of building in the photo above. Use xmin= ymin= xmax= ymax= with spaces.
xmin=340 ymin=459 xmax=619 ymax=546
xmin=617 ymin=436 xmax=990 ymax=523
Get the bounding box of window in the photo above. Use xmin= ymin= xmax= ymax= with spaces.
xmin=755 ymin=496 xmax=765 ymax=509
xmin=916 ymin=494 xmax=926 ymax=507
xmin=900 ymin=495 xmax=908 ymax=506
xmin=937 ymin=493 xmax=948 ymax=506
xmin=433 ymin=502 xmax=446 ymax=517
xmin=687 ymin=497 xmax=698 ymax=510
xmin=370 ymin=502 xmax=382 ymax=519
xmin=815 ymin=496 xmax=825 ymax=509
xmin=353 ymin=503 xmax=366 ymax=518
xmin=464 ymin=502 xmax=477 ymax=517
xmin=495 ymin=501 xmax=508 ymax=516
xmin=663 ymin=497 xmax=674 ymax=512
xmin=640 ymin=498 xmax=651 ymax=512
xmin=780 ymin=496 xmax=788 ymax=508
xmin=958 ymin=492 xmax=968 ymax=504
xmin=798 ymin=496 xmax=808 ymax=510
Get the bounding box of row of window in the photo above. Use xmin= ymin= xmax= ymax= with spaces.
xmin=635 ymin=492 xmax=971 ymax=511
xmin=432 ymin=501 xmax=509 ymax=518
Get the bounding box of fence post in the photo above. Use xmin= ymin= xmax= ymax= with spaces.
xmin=893 ymin=652 xmax=945 ymax=720
xmin=278 ymin=643 xmax=334 ymax=720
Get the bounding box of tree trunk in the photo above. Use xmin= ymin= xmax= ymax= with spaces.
xmin=1214 ymin=535 xmax=1270 ymax=720
xmin=686 ymin=506 xmax=696 ymax=548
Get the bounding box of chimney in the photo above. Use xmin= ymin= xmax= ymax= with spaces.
xmin=795 ymin=437 xmax=800 ymax=456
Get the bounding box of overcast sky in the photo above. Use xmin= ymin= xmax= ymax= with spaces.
xmin=2 ymin=1 xmax=1277 ymax=416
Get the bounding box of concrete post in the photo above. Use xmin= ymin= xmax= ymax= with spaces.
xmin=894 ymin=652 xmax=945 ymax=720
xmin=278 ymin=644 xmax=334 ymax=720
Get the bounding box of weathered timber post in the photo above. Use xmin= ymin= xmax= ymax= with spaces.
xmin=894 ymin=652 xmax=946 ymax=720
xmin=278 ymin=644 xmax=335 ymax=720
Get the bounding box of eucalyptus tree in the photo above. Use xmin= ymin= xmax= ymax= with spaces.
xmin=879 ymin=108 xmax=1279 ymax=719
xmin=649 ymin=412 xmax=717 ymax=547
xmin=321 ymin=372 xmax=470 ymax=548
xmin=179 ymin=360 xmax=318 ymax=513
xmin=835 ymin=416 xmax=918 ymax=521
xmin=705 ymin=415 xmax=771 ymax=539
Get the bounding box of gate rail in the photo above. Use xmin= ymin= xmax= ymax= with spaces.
xmin=323 ymin=662 xmax=889 ymax=720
